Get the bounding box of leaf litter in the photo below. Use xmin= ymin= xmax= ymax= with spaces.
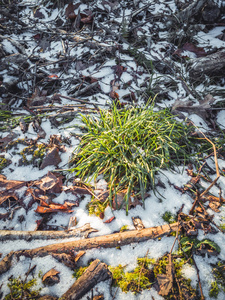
xmin=0 ymin=0 xmax=225 ymax=299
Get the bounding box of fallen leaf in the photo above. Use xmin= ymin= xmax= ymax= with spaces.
xmin=173 ymin=42 xmax=207 ymax=58
xmin=172 ymin=94 xmax=216 ymax=121
xmin=104 ymin=216 xmax=115 ymax=223
xmin=157 ymin=255 xmax=174 ymax=296
xmin=0 ymin=132 xmax=18 ymax=149
xmin=33 ymin=172 xmax=63 ymax=194
xmin=208 ymin=201 xmax=220 ymax=212
xmin=32 ymin=119 xmax=46 ymax=139
xmin=34 ymin=8 xmax=45 ymax=19
xmin=68 ymin=216 xmax=77 ymax=229
xmin=40 ymin=147 xmax=62 ymax=170
xmin=112 ymin=65 xmax=127 ymax=79
xmin=0 ymin=176 xmax=27 ymax=205
xmin=52 ymin=253 xmax=76 ymax=269
xmin=65 ymin=3 xmax=77 ymax=20
xmin=65 ymin=186 xmax=92 ymax=195
xmin=99 ymin=212 xmax=104 ymax=219
xmin=81 ymin=14 xmax=93 ymax=24
xmin=27 ymin=87 xmax=47 ymax=107
xmin=82 ymin=75 xmax=98 ymax=84
xmin=42 ymin=268 xmax=60 ymax=285
xmin=48 ymin=74 xmax=58 ymax=81
xmin=110 ymin=91 xmax=119 ymax=99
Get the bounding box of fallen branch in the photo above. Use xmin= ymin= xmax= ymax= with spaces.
xmin=176 ymin=0 xmax=206 ymax=22
xmin=189 ymin=49 xmax=225 ymax=77
xmin=0 ymin=223 xmax=97 ymax=242
xmin=61 ymin=259 xmax=111 ymax=300
xmin=0 ymin=222 xmax=179 ymax=276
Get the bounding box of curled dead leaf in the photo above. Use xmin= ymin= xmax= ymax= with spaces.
xmin=42 ymin=268 xmax=60 ymax=285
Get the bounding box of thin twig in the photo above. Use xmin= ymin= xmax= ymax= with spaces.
xmin=192 ymin=255 xmax=205 ymax=300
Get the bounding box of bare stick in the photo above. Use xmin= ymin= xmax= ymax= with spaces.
xmin=0 ymin=222 xmax=180 ymax=276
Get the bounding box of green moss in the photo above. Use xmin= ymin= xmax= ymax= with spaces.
xmin=109 ymin=257 xmax=155 ymax=294
xmin=0 ymin=157 xmax=10 ymax=172
xmin=153 ymin=255 xmax=168 ymax=276
xmin=33 ymin=144 xmax=47 ymax=159
xmin=5 ymin=276 xmax=41 ymax=300
xmin=19 ymin=143 xmax=47 ymax=166
xmin=211 ymin=261 xmax=225 ymax=296
xmin=162 ymin=211 xmax=176 ymax=224
xmin=209 ymin=281 xmax=219 ymax=298
xmin=86 ymin=199 xmax=108 ymax=217
xmin=219 ymin=223 xmax=225 ymax=231
xmin=73 ymin=266 xmax=88 ymax=279
xmin=120 ymin=225 xmax=129 ymax=232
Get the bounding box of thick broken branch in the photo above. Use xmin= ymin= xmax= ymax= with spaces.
xmin=176 ymin=0 xmax=206 ymax=22
xmin=0 ymin=222 xmax=179 ymax=276
xmin=61 ymin=259 xmax=111 ymax=300
xmin=189 ymin=49 xmax=225 ymax=77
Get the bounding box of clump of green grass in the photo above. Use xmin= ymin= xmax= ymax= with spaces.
xmin=69 ymin=103 xmax=204 ymax=213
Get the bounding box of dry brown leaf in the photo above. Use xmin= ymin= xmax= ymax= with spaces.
xmin=208 ymin=201 xmax=220 ymax=212
xmin=157 ymin=255 xmax=174 ymax=296
xmin=19 ymin=118 xmax=27 ymax=133
xmin=157 ymin=274 xmax=173 ymax=296
xmin=172 ymin=94 xmax=216 ymax=121
xmin=103 ymin=216 xmax=115 ymax=223
xmin=43 ymin=268 xmax=60 ymax=282
xmin=65 ymin=186 xmax=92 ymax=195
xmin=42 ymin=268 xmax=60 ymax=285
xmin=33 ymin=172 xmax=63 ymax=194
xmin=52 ymin=253 xmax=76 ymax=269
xmin=0 ymin=176 xmax=27 ymax=205
xmin=65 ymin=3 xmax=76 ymax=20
xmin=0 ymin=132 xmax=18 ymax=149
xmin=27 ymin=87 xmax=47 ymax=107
xmin=81 ymin=14 xmax=93 ymax=24
xmin=35 ymin=199 xmax=74 ymax=214
xmin=173 ymin=42 xmax=207 ymax=58
xmin=34 ymin=8 xmax=45 ymax=19
xmin=32 ymin=119 xmax=46 ymax=139
xmin=40 ymin=147 xmax=61 ymax=170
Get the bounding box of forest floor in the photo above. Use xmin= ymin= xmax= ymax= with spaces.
xmin=1 ymin=0 xmax=225 ymax=299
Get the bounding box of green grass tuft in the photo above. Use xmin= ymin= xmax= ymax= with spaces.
xmin=69 ymin=102 xmax=206 ymax=214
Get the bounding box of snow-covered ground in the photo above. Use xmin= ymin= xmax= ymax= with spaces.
xmin=0 ymin=0 xmax=225 ymax=299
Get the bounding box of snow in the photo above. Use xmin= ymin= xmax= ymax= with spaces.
xmin=1 ymin=0 xmax=225 ymax=299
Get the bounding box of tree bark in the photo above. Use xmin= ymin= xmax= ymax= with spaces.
xmin=176 ymin=0 xmax=207 ymax=22
xmin=61 ymin=259 xmax=111 ymax=300
xmin=189 ymin=49 xmax=225 ymax=77
xmin=0 ymin=222 xmax=179 ymax=276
